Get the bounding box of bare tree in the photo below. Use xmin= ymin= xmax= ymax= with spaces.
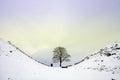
xmin=52 ymin=46 xmax=71 ymax=67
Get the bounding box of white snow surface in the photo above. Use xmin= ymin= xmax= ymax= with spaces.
xmin=0 ymin=39 xmax=120 ymax=80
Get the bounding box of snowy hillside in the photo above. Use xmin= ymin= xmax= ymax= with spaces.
xmin=74 ymin=42 xmax=120 ymax=75
xmin=0 ymin=39 xmax=50 ymax=80
xmin=0 ymin=39 xmax=120 ymax=80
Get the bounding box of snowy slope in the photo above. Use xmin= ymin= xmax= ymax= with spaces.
xmin=0 ymin=39 xmax=120 ymax=80
xmin=74 ymin=42 xmax=120 ymax=77
xmin=0 ymin=39 xmax=51 ymax=80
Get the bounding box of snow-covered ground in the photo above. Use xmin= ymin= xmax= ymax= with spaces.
xmin=0 ymin=39 xmax=120 ymax=80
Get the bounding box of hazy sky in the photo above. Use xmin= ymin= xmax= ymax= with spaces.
xmin=0 ymin=0 xmax=120 ymax=64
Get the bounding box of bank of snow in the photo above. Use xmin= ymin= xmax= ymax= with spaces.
xmin=0 ymin=39 xmax=120 ymax=80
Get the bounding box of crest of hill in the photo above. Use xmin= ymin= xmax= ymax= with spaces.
xmin=0 ymin=39 xmax=49 ymax=68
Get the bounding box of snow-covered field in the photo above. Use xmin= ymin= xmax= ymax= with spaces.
xmin=0 ymin=39 xmax=120 ymax=80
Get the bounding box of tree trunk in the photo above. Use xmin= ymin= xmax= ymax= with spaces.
xmin=59 ymin=47 xmax=62 ymax=67
xmin=60 ymin=57 xmax=62 ymax=67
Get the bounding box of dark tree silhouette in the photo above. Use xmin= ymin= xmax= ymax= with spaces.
xmin=52 ymin=46 xmax=71 ymax=67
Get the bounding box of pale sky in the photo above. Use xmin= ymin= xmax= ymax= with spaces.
xmin=0 ymin=0 xmax=120 ymax=65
